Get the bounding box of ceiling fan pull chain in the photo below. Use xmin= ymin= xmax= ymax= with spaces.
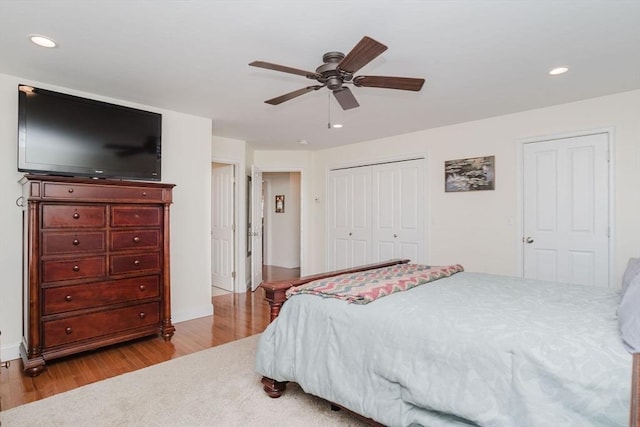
xmin=327 ymin=91 xmax=332 ymax=129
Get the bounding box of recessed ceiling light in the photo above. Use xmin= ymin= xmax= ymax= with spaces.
xmin=29 ymin=35 xmax=57 ymax=48
xmin=332 ymin=124 xmax=343 ymax=129
xmin=549 ymin=66 xmax=568 ymax=76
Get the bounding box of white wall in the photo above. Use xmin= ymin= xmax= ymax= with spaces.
xmin=309 ymin=90 xmax=640 ymax=284
xmin=263 ymin=172 xmax=301 ymax=268
xmin=0 ymin=73 xmax=213 ymax=361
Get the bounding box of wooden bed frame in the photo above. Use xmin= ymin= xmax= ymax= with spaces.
xmin=258 ymin=259 xmax=640 ymax=427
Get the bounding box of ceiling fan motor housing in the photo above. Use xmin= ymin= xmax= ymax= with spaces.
xmin=316 ymin=51 xmax=351 ymax=90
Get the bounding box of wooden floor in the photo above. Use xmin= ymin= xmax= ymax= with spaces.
xmin=0 ymin=265 xmax=298 ymax=411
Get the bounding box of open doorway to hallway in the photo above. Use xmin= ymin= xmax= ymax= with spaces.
xmin=261 ymin=171 xmax=301 ymax=281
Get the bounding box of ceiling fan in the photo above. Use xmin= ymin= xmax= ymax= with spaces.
xmin=249 ymin=36 xmax=425 ymax=110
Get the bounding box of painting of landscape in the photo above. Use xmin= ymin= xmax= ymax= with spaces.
xmin=445 ymin=156 xmax=495 ymax=192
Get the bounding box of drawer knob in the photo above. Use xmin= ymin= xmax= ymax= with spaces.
xmin=72 ymin=212 xmax=80 ymax=219
xmin=133 ymin=260 xmax=141 ymax=266
xmin=142 ymin=192 xmax=147 ymax=197
xmin=65 ymin=327 xmax=72 ymax=335
xmin=139 ymin=284 xmax=146 ymax=291
xmin=68 ymin=188 xmax=74 ymax=194
xmin=72 ymin=265 xmax=80 ymax=272
xmin=72 ymin=239 xmax=80 ymax=246
xmin=65 ymin=295 xmax=72 ymax=302
xmin=133 ymin=236 xmax=141 ymax=243
xmin=139 ymin=312 xmax=146 ymax=319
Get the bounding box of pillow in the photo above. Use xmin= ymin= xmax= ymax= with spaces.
xmin=619 ymin=273 xmax=640 ymax=353
xmin=621 ymin=257 xmax=640 ymax=294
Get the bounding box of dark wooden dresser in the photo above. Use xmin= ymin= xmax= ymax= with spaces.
xmin=19 ymin=175 xmax=175 ymax=376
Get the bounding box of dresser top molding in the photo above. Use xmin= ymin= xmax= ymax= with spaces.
xmin=20 ymin=174 xmax=175 ymax=204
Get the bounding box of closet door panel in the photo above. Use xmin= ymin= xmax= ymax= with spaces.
xmin=333 ymin=238 xmax=351 ymax=270
xmin=328 ymin=168 xmax=371 ymax=270
xmin=371 ymin=159 xmax=425 ymax=264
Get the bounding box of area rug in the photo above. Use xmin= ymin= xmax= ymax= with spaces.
xmin=0 ymin=334 xmax=366 ymax=426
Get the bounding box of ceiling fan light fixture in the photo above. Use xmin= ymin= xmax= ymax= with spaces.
xmin=29 ymin=34 xmax=57 ymax=48
xmin=549 ymin=66 xmax=568 ymax=76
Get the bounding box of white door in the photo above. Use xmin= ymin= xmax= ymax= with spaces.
xmin=250 ymin=165 xmax=263 ymax=291
xmin=327 ymin=167 xmax=371 ymax=270
xmin=211 ymin=163 xmax=235 ymax=291
xmin=371 ymin=159 xmax=425 ymax=264
xmin=523 ymin=133 xmax=610 ymax=287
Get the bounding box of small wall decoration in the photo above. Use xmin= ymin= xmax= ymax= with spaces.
xmin=275 ymin=195 xmax=285 ymax=213
xmin=445 ymin=155 xmax=495 ymax=192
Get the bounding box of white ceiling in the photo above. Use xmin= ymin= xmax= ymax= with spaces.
xmin=1 ymin=1 xmax=639 ymax=150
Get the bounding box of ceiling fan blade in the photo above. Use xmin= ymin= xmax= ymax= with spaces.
xmin=333 ymin=87 xmax=360 ymax=110
xmin=265 ymin=85 xmax=324 ymax=105
xmin=249 ymin=61 xmax=320 ymax=79
xmin=353 ymin=75 xmax=425 ymax=91
xmin=337 ymin=36 xmax=388 ymax=74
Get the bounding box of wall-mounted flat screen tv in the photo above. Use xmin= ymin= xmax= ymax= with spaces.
xmin=18 ymin=84 xmax=162 ymax=181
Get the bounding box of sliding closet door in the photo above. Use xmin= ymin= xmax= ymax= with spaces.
xmin=371 ymin=159 xmax=426 ymax=264
xmin=327 ymin=167 xmax=371 ymax=270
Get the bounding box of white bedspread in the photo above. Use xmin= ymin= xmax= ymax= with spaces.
xmin=255 ymin=272 xmax=631 ymax=426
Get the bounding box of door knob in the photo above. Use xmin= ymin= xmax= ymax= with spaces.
xmin=525 ymin=237 xmax=534 ymax=244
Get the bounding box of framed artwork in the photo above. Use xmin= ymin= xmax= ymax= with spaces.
xmin=275 ymin=195 xmax=285 ymax=213
xmin=445 ymin=155 xmax=495 ymax=192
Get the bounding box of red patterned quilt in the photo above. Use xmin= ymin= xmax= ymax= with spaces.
xmin=286 ymin=263 xmax=464 ymax=304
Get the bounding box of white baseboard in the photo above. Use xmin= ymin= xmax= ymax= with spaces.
xmin=172 ymin=304 xmax=214 ymax=324
xmin=2 ymin=342 xmax=21 ymax=362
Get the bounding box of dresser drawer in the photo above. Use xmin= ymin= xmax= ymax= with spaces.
xmin=42 ymin=256 xmax=107 ymax=282
xmin=110 ymin=230 xmax=160 ymax=251
xmin=42 ymin=205 xmax=106 ymax=229
xmin=42 ymin=231 xmax=106 ymax=256
xmin=43 ymin=276 xmax=160 ymax=315
xmin=43 ymin=302 xmax=160 ymax=347
xmin=42 ymin=182 xmax=166 ymax=202
xmin=110 ymin=253 xmax=160 ymax=275
xmin=111 ymin=206 xmax=162 ymax=227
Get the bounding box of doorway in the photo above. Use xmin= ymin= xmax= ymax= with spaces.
xmin=250 ymin=170 xmax=302 ymax=290
xmin=521 ymin=131 xmax=612 ymax=287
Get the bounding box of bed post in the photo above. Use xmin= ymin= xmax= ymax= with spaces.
xmin=261 ymin=280 xmax=293 ymax=322
xmin=261 ymin=377 xmax=287 ymax=398
xmin=631 ymin=353 xmax=639 ymax=427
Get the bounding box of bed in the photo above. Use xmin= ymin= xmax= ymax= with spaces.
xmin=255 ymin=259 xmax=640 ymax=427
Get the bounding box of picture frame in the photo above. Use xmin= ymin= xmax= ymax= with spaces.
xmin=275 ymin=195 xmax=285 ymax=213
xmin=445 ymin=155 xmax=495 ymax=192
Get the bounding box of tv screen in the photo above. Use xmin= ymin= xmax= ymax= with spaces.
xmin=18 ymin=85 xmax=162 ymax=181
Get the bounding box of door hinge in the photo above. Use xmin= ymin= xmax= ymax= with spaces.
xmin=231 ymin=271 xmax=236 ymax=279
xmin=231 ymin=223 xmax=235 ymax=232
